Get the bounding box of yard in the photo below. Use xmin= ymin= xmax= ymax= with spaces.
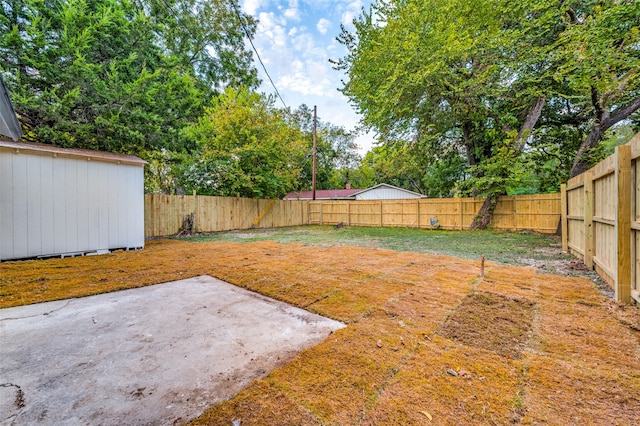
xmin=1 ymin=227 xmax=639 ymax=424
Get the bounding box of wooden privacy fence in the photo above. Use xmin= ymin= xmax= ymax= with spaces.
xmin=308 ymin=194 xmax=560 ymax=232
xmin=144 ymin=194 xmax=309 ymax=237
xmin=562 ymin=132 xmax=640 ymax=304
xmin=145 ymin=193 xmax=560 ymax=237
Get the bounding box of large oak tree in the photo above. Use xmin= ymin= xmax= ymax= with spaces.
xmin=335 ymin=0 xmax=640 ymax=228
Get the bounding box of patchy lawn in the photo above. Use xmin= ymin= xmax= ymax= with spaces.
xmin=1 ymin=231 xmax=639 ymax=425
xmin=181 ymin=226 xmax=585 ymax=276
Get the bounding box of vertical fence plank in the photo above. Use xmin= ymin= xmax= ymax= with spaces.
xmin=584 ymin=171 xmax=594 ymax=269
xmin=144 ymin=193 xmax=561 ymax=237
xmin=561 ymin=184 xmax=568 ymax=252
xmin=616 ymin=145 xmax=632 ymax=303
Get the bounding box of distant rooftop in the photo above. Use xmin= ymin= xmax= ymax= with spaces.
xmin=283 ymin=188 xmax=362 ymax=200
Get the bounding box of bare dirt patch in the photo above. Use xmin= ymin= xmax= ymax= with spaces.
xmin=438 ymin=292 xmax=535 ymax=359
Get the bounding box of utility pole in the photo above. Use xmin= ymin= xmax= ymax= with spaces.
xmin=312 ymin=105 xmax=317 ymax=200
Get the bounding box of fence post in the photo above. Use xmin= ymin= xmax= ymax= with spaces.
xmin=379 ymin=201 xmax=383 ymax=227
xmin=616 ymin=145 xmax=632 ymax=303
xmin=512 ymin=196 xmax=518 ymax=231
xmin=191 ymin=190 xmax=197 ymax=233
xmin=346 ymin=201 xmax=351 ymax=226
xmin=584 ymin=171 xmax=594 ymax=269
xmin=561 ymin=184 xmax=568 ymax=252
xmin=459 ymin=198 xmax=463 ymax=230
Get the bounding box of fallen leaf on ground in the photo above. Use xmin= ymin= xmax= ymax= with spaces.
xmin=420 ymin=411 xmax=433 ymax=421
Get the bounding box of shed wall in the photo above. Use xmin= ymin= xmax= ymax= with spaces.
xmin=1 ymin=149 xmax=144 ymax=260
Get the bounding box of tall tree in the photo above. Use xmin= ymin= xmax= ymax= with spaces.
xmin=335 ymin=0 xmax=548 ymax=227
xmin=335 ymin=0 xmax=640 ymax=228
xmin=182 ymin=87 xmax=306 ymax=198
xmin=555 ymin=1 xmax=640 ymax=177
xmin=145 ymin=0 xmax=258 ymax=92
xmin=0 ymin=0 xmax=257 ymax=154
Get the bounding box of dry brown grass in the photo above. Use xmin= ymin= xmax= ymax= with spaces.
xmin=1 ymin=239 xmax=639 ymax=425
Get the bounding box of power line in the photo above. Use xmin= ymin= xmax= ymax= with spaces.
xmin=228 ymin=0 xmax=288 ymax=109
xmin=159 ymin=0 xmax=287 ymax=109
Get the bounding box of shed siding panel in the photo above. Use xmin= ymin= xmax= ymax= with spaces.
xmin=27 ymin=155 xmax=43 ymax=256
xmin=0 ymin=152 xmax=13 ymax=258
xmin=76 ymin=159 xmax=90 ymax=252
xmin=129 ymin=167 xmax=144 ymax=247
xmin=0 ymin=146 xmax=145 ymax=260
xmin=87 ymin=161 xmax=101 ymax=250
xmin=64 ymin=157 xmax=79 ymax=253
xmin=52 ymin=158 xmax=66 ymax=254
xmin=96 ymin=162 xmax=111 ymax=250
xmin=40 ymin=156 xmax=55 ymax=256
xmin=12 ymin=153 xmax=28 ymax=257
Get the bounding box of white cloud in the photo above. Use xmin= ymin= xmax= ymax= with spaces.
xmin=341 ymin=0 xmax=363 ymax=27
xmin=244 ymin=0 xmax=374 ymax=151
xmin=257 ymin=12 xmax=288 ymax=48
xmin=241 ymin=0 xmax=267 ymax=16
xmin=316 ymin=18 xmax=331 ymax=35
xmin=283 ymin=0 xmax=300 ymax=20
xmin=276 ymin=58 xmax=335 ymax=97
xmin=284 ymin=8 xmax=300 ymax=20
xmin=257 ymin=11 xmax=286 ymax=29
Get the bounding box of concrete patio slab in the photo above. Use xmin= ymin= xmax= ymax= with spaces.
xmin=0 ymin=275 xmax=344 ymax=425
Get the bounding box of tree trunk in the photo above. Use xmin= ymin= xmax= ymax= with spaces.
xmin=468 ymin=97 xmax=545 ymax=230
xmin=570 ymin=95 xmax=640 ymax=178
xmin=570 ymin=126 xmax=605 ymax=178
xmin=469 ymin=193 xmax=500 ymax=230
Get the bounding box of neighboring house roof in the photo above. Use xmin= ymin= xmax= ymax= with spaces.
xmin=283 ymin=183 xmax=427 ymax=200
xmin=0 ymin=74 xmax=23 ymax=141
xmin=351 ymin=183 xmax=426 ymax=199
xmin=283 ymin=188 xmax=362 ymax=200
xmin=0 ymin=140 xmax=146 ymax=166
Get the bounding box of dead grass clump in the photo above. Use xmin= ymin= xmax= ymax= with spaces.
xmin=535 ymin=301 xmax=640 ymax=369
xmin=438 ymin=292 xmax=536 ymax=359
xmin=524 ymin=355 xmax=640 ymax=425
xmin=368 ymin=334 xmax=525 ymax=425
xmin=190 ymin=379 xmax=322 ymax=425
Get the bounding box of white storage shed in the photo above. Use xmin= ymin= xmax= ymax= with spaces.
xmin=0 ymin=140 xmax=146 ymax=261
xmin=351 ymin=183 xmax=426 ymax=200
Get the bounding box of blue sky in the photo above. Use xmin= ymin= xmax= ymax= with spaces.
xmin=240 ymin=0 xmax=375 ymax=154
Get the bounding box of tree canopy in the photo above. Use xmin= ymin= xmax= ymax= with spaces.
xmin=181 ymin=87 xmax=306 ymax=198
xmin=1 ymin=0 xmax=258 ymax=154
xmin=1 ymin=0 xmax=362 ymax=197
xmin=336 ymin=0 xmax=640 ymax=227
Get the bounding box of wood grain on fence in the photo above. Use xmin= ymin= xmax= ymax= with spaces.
xmin=308 ymin=194 xmax=559 ymax=233
xmin=144 ymin=194 xmax=309 ymax=237
xmin=146 ymin=193 xmax=560 ymax=238
xmin=562 ymin=131 xmax=640 ymax=304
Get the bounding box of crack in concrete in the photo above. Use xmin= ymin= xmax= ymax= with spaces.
xmin=0 ymin=300 xmax=72 ymax=322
